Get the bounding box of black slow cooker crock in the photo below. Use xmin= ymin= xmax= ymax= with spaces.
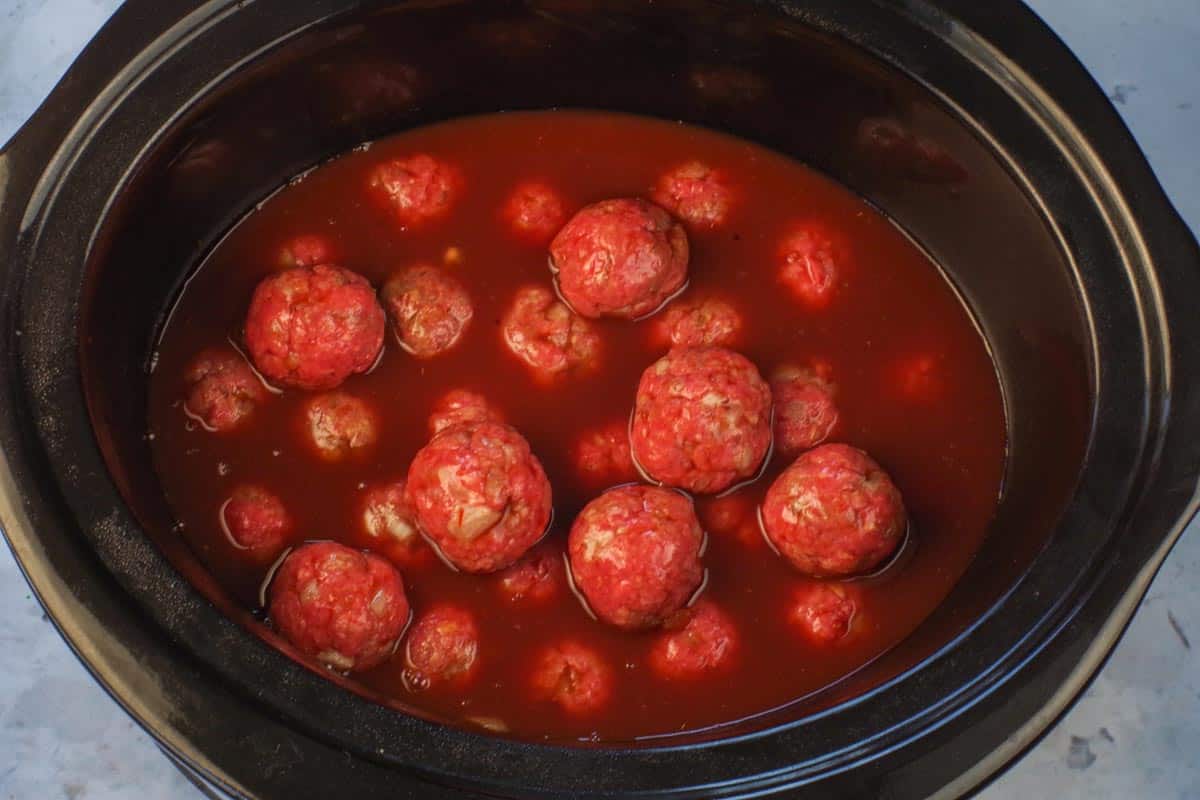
xmin=2 ymin=1 xmax=1199 ymax=797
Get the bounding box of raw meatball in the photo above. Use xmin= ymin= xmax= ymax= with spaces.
xmin=278 ymin=234 xmax=334 ymax=268
xmin=572 ymin=420 xmax=635 ymax=486
xmin=221 ymin=485 xmax=291 ymax=556
xmin=360 ymin=480 xmax=429 ymax=567
xmin=789 ymin=582 xmax=859 ymax=644
xmin=761 ymin=444 xmax=906 ymax=576
xmin=405 ymin=421 xmax=552 ymax=573
xmin=777 ymin=223 xmax=844 ymax=310
xmin=244 ymin=264 xmax=385 ymax=390
xmin=631 ymin=346 xmax=773 ymax=494
xmin=549 ymin=198 xmax=689 ymax=319
xmin=381 ymin=265 xmax=473 ymax=358
xmin=502 ymin=180 xmax=567 ymax=243
xmin=501 ymin=285 xmax=601 ymax=380
xmin=771 ymin=363 xmax=839 ymax=454
xmin=367 ymin=154 xmax=461 ymax=228
xmin=404 ymin=605 xmax=480 ymax=687
xmin=650 ymin=296 xmax=742 ymax=349
xmin=427 ymin=389 xmax=503 ymax=436
xmin=648 ymin=600 xmax=738 ymax=679
xmin=651 ymin=162 xmax=733 ymax=229
xmin=305 ymin=392 xmax=378 ymax=460
xmin=268 ymin=541 xmax=410 ymax=672
xmin=696 ymin=492 xmax=753 ymax=536
xmin=567 ymin=485 xmax=704 ymax=630
xmin=183 ymin=349 xmax=267 ymax=432
xmin=530 ymin=640 xmax=613 ymax=715
xmin=496 ymin=542 xmax=561 ymax=603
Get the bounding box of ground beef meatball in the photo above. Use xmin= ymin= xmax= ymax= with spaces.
xmin=777 ymin=223 xmax=845 ymax=310
xmin=427 ymin=389 xmax=503 ymax=436
xmin=572 ymin=420 xmax=635 ymax=487
xmin=244 ymin=264 xmax=385 ymax=390
xmin=501 ymin=285 xmax=601 ymax=380
xmin=183 ymin=349 xmax=267 ymax=432
xmin=360 ymin=480 xmax=429 ymax=567
xmin=567 ymin=485 xmax=704 ymax=630
xmin=367 ymin=154 xmax=461 ymax=228
xmin=529 ymin=640 xmax=613 ymax=715
xmin=502 ymin=180 xmax=567 ymax=243
xmin=771 ymin=363 xmax=839 ymax=454
xmin=221 ymin=485 xmax=291 ymax=556
xmin=789 ymin=582 xmax=860 ymax=644
xmin=651 ymin=162 xmax=733 ymax=229
xmin=305 ymin=392 xmax=378 ymax=460
xmin=404 ymin=605 xmax=479 ymax=687
xmin=631 ymin=346 xmax=772 ymax=494
xmin=496 ymin=541 xmax=561 ymax=603
xmin=278 ymin=234 xmax=334 ymax=268
xmin=381 ymin=265 xmax=473 ymax=358
xmin=406 ymin=421 xmax=552 ymax=573
xmin=761 ymin=444 xmax=906 ymax=576
xmin=648 ymin=600 xmax=738 ymax=679
xmin=269 ymin=541 xmax=409 ymax=672
xmin=650 ymin=295 xmax=742 ymax=349
xmin=696 ymin=492 xmax=753 ymax=536
xmin=549 ymin=198 xmax=689 ymax=319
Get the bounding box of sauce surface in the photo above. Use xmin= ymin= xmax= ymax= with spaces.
xmin=147 ymin=111 xmax=1006 ymax=743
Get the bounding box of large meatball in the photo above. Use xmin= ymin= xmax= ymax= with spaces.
xmin=572 ymin=420 xmax=635 ymax=487
xmin=221 ymin=485 xmax=291 ymax=557
xmin=529 ymin=640 xmax=613 ymax=715
xmin=650 ymin=295 xmax=742 ymax=350
xmin=404 ymin=605 xmax=480 ymax=688
xmin=777 ymin=223 xmax=844 ymax=310
xmin=183 ymin=349 xmax=267 ymax=432
xmin=427 ymin=389 xmax=503 ymax=436
xmin=631 ymin=346 xmax=772 ymax=494
xmin=304 ymin=392 xmax=378 ymax=460
xmin=771 ymin=363 xmax=839 ymax=454
xmin=367 ymin=154 xmax=461 ymax=228
xmin=277 ymin=234 xmax=334 ymax=269
xmin=549 ymin=198 xmax=689 ymax=319
xmin=244 ymin=264 xmax=385 ymax=390
xmin=496 ymin=541 xmax=561 ymax=604
xmin=651 ymin=162 xmax=733 ymax=229
xmin=648 ymin=600 xmax=738 ymax=679
xmin=788 ymin=582 xmax=860 ymax=644
xmin=567 ymin=485 xmax=704 ymax=630
xmin=268 ymin=542 xmax=410 ymax=672
xmin=406 ymin=421 xmax=552 ymax=573
xmin=360 ymin=480 xmax=429 ymax=567
xmin=761 ymin=444 xmax=906 ymax=576
xmin=502 ymin=180 xmax=567 ymax=243
xmin=381 ymin=265 xmax=473 ymax=358
xmin=501 ymin=285 xmax=601 ymax=380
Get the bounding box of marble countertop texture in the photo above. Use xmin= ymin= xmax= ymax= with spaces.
xmin=1 ymin=0 xmax=1197 ymax=798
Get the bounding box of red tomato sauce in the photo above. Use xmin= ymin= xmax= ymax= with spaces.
xmin=146 ymin=111 xmax=1006 ymax=743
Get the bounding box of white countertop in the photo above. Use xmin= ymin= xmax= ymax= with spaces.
xmin=1 ymin=1 xmax=1197 ymax=797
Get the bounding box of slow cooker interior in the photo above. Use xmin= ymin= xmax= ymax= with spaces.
xmin=80 ymin=0 xmax=1091 ymax=738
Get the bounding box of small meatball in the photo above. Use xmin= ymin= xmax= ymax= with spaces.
xmin=572 ymin=420 xmax=635 ymax=486
xmin=651 ymin=162 xmax=733 ymax=229
xmin=381 ymin=265 xmax=473 ymax=358
xmin=183 ymin=349 xmax=266 ymax=432
xmin=777 ymin=223 xmax=844 ymax=310
xmin=789 ymin=582 xmax=859 ymax=644
xmin=761 ymin=444 xmax=906 ymax=576
xmin=648 ymin=601 xmax=738 ymax=679
xmin=367 ymin=154 xmax=461 ymax=228
xmin=502 ymin=180 xmax=567 ymax=243
xmin=771 ymin=363 xmax=839 ymax=454
xmin=278 ymin=234 xmax=334 ymax=268
xmin=650 ymin=296 xmax=742 ymax=349
xmin=550 ymin=198 xmax=689 ymax=319
xmin=530 ymin=640 xmax=613 ymax=715
xmin=427 ymin=389 xmax=503 ymax=436
xmin=221 ymin=485 xmax=291 ymax=556
xmin=404 ymin=605 xmax=480 ymax=686
xmin=496 ymin=542 xmax=561 ymax=603
xmin=406 ymin=421 xmax=552 ymax=573
xmin=567 ymin=485 xmax=704 ymax=630
xmin=501 ymin=285 xmax=601 ymax=380
xmin=305 ymin=392 xmax=378 ymax=460
xmin=631 ymin=346 xmax=773 ymax=494
xmin=890 ymin=353 xmax=943 ymax=402
xmin=269 ymin=542 xmax=409 ymax=672
xmin=244 ymin=264 xmax=385 ymax=391
xmin=696 ymin=492 xmax=753 ymax=535
xmin=360 ymin=480 xmax=429 ymax=566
